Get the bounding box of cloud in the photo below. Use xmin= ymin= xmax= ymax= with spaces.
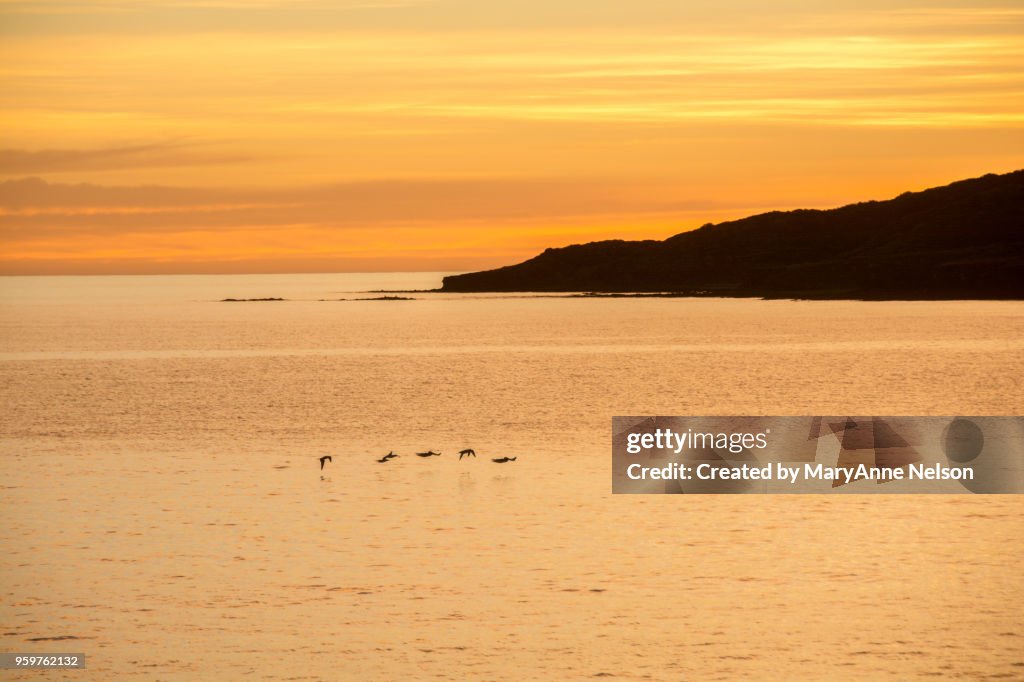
xmin=0 ymin=177 xmax=225 ymax=210
xmin=0 ymin=176 xmax=760 ymax=244
xmin=2 ymin=174 xmax=744 ymax=274
xmin=0 ymin=143 xmax=249 ymax=174
xmin=0 ymin=0 xmax=436 ymax=36
xmin=5 ymin=0 xmax=1018 ymax=38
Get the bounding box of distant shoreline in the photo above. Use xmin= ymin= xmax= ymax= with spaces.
xmin=216 ymin=290 xmax=1024 ymax=302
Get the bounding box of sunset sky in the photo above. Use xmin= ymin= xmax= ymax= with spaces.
xmin=2 ymin=0 xmax=1022 ymax=274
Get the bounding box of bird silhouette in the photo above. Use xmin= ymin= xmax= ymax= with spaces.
xmin=491 ymin=456 xmax=517 ymax=463
xmin=459 ymin=448 xmax=476 ymax=460
xmin=416 ymin=450 xmax=441 ymax=457
xmin=319 ymin=455 xmax=332 ymax=470
xmin=377 ymin=452 xmax=400 ymax=463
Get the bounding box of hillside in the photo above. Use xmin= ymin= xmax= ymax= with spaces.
xmin=440 ymin=171 xmax=1024 ymax=298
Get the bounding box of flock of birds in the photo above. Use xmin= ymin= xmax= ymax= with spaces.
xmin=318 ymin=449 xmax=516 ymax=474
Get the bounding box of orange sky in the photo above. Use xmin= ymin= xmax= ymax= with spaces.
xmin=2 ymin=0 xmax=1023 ymax=274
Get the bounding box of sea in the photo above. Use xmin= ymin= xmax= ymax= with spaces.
xmin=1 ymin=273 xmax=1022 ymax=680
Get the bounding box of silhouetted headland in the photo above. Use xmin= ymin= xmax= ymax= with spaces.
xmin=441 ymin=170 xmax=1024 ymax=299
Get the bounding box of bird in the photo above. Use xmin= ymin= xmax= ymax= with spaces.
xmin=491 ymin=457 xmax=517 ymax=463
xmin=459 ymin=448 xmax=476 ymax=460
xmin=377 ymin=451 xmax=399 ymax=463
xmin=416 ymin=450 xmax=441 ymax=457
xmin=319 ymin=455 xmax=332 ymax=470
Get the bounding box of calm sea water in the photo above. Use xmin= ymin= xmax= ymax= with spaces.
xmin=1 ymin=273 xmax=1022 ymax=680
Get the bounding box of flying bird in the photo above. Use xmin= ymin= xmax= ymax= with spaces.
xmin=416 ymin=450 xmax=441 ymax=457
xmin=459 ymin=448 xmax=476 ymax=460
xmin=319 ymin=455 xmax=332 ymax=470
xmin=491 ymin=457 xmax=517 ymax=463
xmin=377 ymin=452 xmax=400 ymax=463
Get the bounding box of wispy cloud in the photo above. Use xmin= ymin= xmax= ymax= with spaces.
xmin=0 ymin=176 xmax=747 ymax=225
xmin=0 ymin=143 xmax=248 ymax=174
xmin=0 ymin=176 xmax=795 ymax=273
